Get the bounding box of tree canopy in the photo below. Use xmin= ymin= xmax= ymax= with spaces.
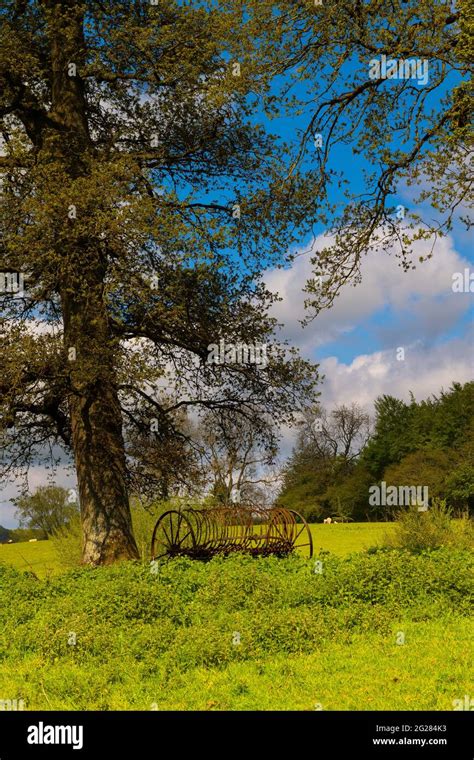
xmin=279 ymin=382 xmax=474 ymax=520
xmin=0 ymin=0 xmax=319 ymax=563
xmin=13 ymin=484 xmax=78 ymax=535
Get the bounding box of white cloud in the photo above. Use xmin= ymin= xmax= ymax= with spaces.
xmin=264 ymin=232 xmax=472 ymax=353
xmin=274 ymin=332 xmax=473 ymax=461
xmin=264 ymin=232 xmax=473 ymax=458
xmin=319 ymin=333 xmax=473 ymax=412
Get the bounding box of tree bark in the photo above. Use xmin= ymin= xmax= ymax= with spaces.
xmin=62 ymin=278 xmax=139 ymax=565
xmin=43 ymin=0 xmax=139 ymax=564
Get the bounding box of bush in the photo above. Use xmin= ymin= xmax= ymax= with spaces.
xmin=383 ymin=500 xmax=474 ymax=553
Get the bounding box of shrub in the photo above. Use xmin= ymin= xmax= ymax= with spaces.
xmin=383 ymin=500 xmax=474 ymax=553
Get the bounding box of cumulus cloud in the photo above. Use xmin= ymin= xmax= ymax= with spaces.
xmin=264 ymin=232 xmax=472 ymax=354
xmin=274 ymin=332 xmax=473 ymax=462
xmin=318 ymin=333 xmax=473 ymax=411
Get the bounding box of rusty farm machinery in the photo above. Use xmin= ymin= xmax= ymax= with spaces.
xmin=151 ymin=505 xmax=313 ymax=561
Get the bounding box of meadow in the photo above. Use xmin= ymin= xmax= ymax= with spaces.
xmin=0 ymin=522 xmax=472 ymax=711
xmin=0 ymin=539 xmax=60 ymax=579
xmin=0 ymin=521 xmax=397 ymax=578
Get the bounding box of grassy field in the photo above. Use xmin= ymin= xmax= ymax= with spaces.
xmin=0 ymin=616 xmax=471 ymax=711
xmin=0 ymin=522 xmax=397 ymax=578
xmin=0 ymin=523 xmax=471 ymax=711
xmin=309 ymin=521 xmax=396 ymax=556
xmin=0 ymin=539 xmax=60 ymax=578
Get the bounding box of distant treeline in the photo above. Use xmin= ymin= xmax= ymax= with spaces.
xmin=279 ymin=381 xmax=474 ymax=522
xmin=0 ymin=526 xmax=46 ymax=544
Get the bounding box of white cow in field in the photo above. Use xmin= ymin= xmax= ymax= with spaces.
xmin=323 ymin=517 xmax=332 ymax=524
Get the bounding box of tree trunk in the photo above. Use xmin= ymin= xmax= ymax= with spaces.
xmin=43 ymin=0 xmax=138 ymax=564
xmin=62 ymin=283 xmax=139 ymax=565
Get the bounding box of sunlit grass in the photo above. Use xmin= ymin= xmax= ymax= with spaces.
xmin=0 ymin=550 xmax=471 ymax=710
xmin=0 ymin=539 xmax=61 ymax=578
xmin=0 ymin=522 xmax=398 ymax=577
xmin=307 ymin=522 xmax=397 ymax=557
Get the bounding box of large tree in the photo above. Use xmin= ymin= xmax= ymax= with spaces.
xmin=2 ymin=1 xmax=470 ymax=564
xmin=0 ymin=0 xmax=319 ymax=564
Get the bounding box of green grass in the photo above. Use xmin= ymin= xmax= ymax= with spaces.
xmin=0 ymin=522 xmax=398 ymax=578
xmin=0 ymin=539 xmax=61 ymax=577
xmin=309 ymin=522 xmax=396 ymax=556
xmin=0 ymin=619 xmax=471 ymax=711
xmin=0 ymin=549 xmax=472 ymax=710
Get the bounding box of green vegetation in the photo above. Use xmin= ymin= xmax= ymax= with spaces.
xmin=0 ymin=549 xmax=471 ymax=710
xmin=12 ymin=486 xmax=79 ymax=536
xmin=1 ymin=518 xmax=470 ymax=711
xmin=311 ymin=522 xmax=396 ymax=556
xmin=0 ymin=525 xmax=48 ymax=544
xmin=280 ymin=382 xmax=474 ymax=521
xmin=0 ymin=521 xmax=397 ymax=578
xmin=0 ymin=539 xmax=61 ymax=578
xmin=3 ymin=516 xmax=470 ymax=581
xmin=383 ymin=502 xmax=474 ymax=553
